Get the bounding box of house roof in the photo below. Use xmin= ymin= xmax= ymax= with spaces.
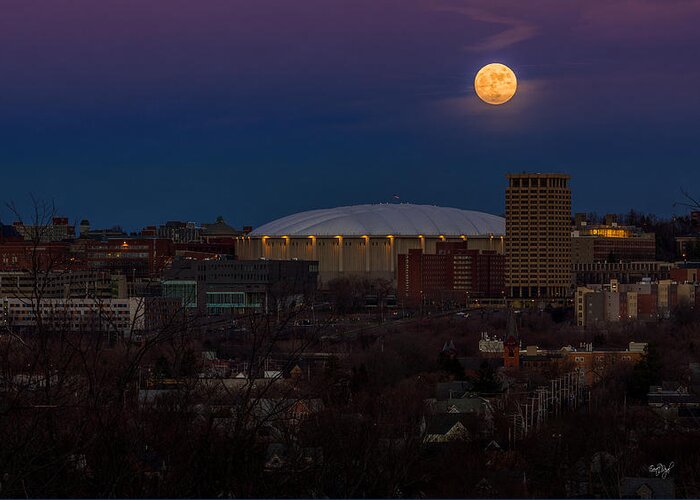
xmin=265 ymin=443 xmax=287 ymax=461
xmin=484 ymin=440 xmax=502 ymax=451
xmin=647 ymin=393 xmax=700 ymax=405
xmin=201 ymin=216 xmax=241 ymax=236
xmin=252 ymin=398 xmax=324 ymax=420
xmin=442 ymin=339 xmax=457 ymax=353
xmin=138 ymin=389 xmax=176 ymax=404
xmin=620 ymin=477 xmax=675 ymax=499
xmin=429 ymin=397 xmax=489 ymax=414
xmin=250 ymin=203 xmax=505 ymax=237
xmin=661 ymin=381 xmax=687 ymax=391
xmin=436 ymin=381 xmax=474 ymax=400
xmin=424 ymin=414 xmax=466 ymax=435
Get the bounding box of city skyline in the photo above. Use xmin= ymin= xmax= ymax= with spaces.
xmin=1 ymin=0 xmax=699 ymax=228
xmin=2 ymin=3 xmax=700 ymax=498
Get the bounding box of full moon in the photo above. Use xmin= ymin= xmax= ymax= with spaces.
xmin=474 ymin=63 xmax=517 ymax=105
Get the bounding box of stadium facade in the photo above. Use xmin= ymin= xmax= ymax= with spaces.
xmin=237 ymin=204 xmax=505 ymax=286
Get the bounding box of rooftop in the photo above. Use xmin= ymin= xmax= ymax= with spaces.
xmin=250 ymin=203 xmax=505 ymax=237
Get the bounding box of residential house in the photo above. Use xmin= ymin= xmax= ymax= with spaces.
xmin=421 ymin=414 xmax=471 ymax=443
xmin=620 ymin=477 xmax=675 ymax=499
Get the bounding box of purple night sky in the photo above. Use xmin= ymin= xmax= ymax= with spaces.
xmin=1 ymin=0 xmax=699 ymax=229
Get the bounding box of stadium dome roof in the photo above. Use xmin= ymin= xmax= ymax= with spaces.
xmin=250 ymin=203 xmax=504 ymax=237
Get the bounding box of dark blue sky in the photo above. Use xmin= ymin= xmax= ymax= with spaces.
xmin=1 ymin=0 xmax=699 ymax=230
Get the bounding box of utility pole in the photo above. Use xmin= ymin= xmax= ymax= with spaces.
xmin=551 ymin=379 xmax=556 ymax=417
xmin=509 ymin=425 xmax=512 ymax=449
xmin=559 ymin=376 xmax=564 ymax=414
xmin=524 ymin=403 xmax=529 ymax=436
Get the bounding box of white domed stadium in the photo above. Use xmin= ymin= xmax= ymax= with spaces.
xmin=237 ymin=203 xmax=505 ymax=285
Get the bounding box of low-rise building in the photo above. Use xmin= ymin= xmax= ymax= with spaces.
xmin=12 ymin=217 xmax=75 ymax=242
xmin=572 ymin=261 xmax=672 ymax=286
xmin=478 ymin=332 xmax=504 ymax=357
xmin=571 ymin=214 xmax=656 ymax=265
xmin=647 ymin=383 xmax=700 ymax=409
xmin=162 ymin=257 xmax=318 ymax=316
xmin=0 ymin=297 xmax=140 ymax=335
xmin=620 ymin=477 xmax=675 ymax=499
xmin=397 ymin=241 xmax=505 ymax=306
xmin=676 ymin=235 xmax=700 ymax=259
xmin=156 ymin=220 xmax=202 ymax=243
xmin=0 ymin=270 xmax=127 ymax=299
xmin=421 ymin=414 xmax=471 ymax=443
xmin=671 ymin=264 xmax=700 ymax=284
xmin=509 ymin=342 xmax=646 ymax=385
xmin=576 ymin=279 xmax=700 ymax=327
xmin=0 ymin=241 xmax=73 ymax=271
xmin=73 ymin=237 xmax=176 ymax=278
xmin=0 ymin=296 xmax=179 ymax=336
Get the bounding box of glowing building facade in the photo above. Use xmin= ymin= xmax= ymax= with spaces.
xmin=505 ymin=173 xmax=572 ymax=300
xmin=237 ymin=204 xmax=505 ymax=287
xmin=571 ymin=214 xmax=656 ymax=264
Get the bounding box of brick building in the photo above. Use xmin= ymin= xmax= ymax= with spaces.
xmin=501 ymin=340 xmax=646 ymax=385
xmin=0 ymin=241 xmax=73 ymax=271
xmin=73 ymin=238 xmax=175 ymax=278
xmin=523 ymin=343 xmax=646 ymax=385
xmin=0 ymin=236 xmax=176 ymax=280
xmin=671 ymin=266 xmax=700 ymax=284
xmin=397 ymin=241 xmax=505 ymax=306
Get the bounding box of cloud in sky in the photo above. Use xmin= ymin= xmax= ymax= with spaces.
xmin=435 ymin=4 xmax=538 ymax=52
xmin=433 ymin=0 xmax=700 ymax=56
xmin=575 ymin=0 xmax=700 ymax=44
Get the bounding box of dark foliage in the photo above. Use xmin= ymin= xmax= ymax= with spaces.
xmin=627 ymin=344 xmax=662 ymax=402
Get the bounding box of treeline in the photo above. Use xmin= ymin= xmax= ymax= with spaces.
xmin=3 ymin=307 xmax=700 ymax=497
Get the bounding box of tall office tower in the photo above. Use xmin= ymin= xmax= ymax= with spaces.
xmin=505 ymin=173 xmax=572 ymax=300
